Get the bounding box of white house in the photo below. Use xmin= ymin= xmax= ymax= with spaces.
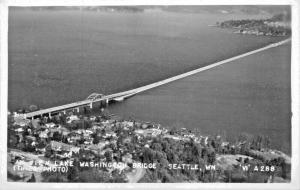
xmin=45 ymin=122 xmax=56 ymax=128
xmin=67 ymin=115 xmax=80 ymax=124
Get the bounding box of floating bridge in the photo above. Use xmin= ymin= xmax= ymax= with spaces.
xmin=24 ymin=91 xmax=136 ymax=119
xmin=23 ymin=38 xmax=291 ymax=120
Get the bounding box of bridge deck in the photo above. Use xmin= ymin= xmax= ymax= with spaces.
xmin=24 ymin=39 xmax=290 ymax=119
xmin=25 ymin=99 xmax=93 ymax=118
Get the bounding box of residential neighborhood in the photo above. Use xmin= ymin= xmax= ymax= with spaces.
xmin=7 ymin=109 xmax=291 ymax=183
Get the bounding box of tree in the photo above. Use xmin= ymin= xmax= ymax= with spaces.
xmin=52 ymin=131 xmax=62 ymax=141
xmin=95 ymin=116 xmax=100 ymax=122
xmin=277 ymin=157 xmax=287 ymax=179
xmin=104 ymin=151 xmax=112 ymax=162
xmin=83 ymin=120 xmax=91 ymax=129
xmin=22 ymin=130 xmax=29 ymax=138
xmin=169 ymin=127 xmax=177 ymax=135
xmin=44 ymin=145 xmax=53 ymax=158
xmin=59 ymin=114 xmax=67 ymax=125
xmin=126 ymin=142 xmax=135 ymax=153
xmin=191 ymin=142 xmax=201 ymax=162
xmin=201 ymin=148 xmax=208 ymax=162
xmin=110 ymin=170 xmax=127 ymax=183
xmin=17 ymin=142 xmax=26 ymax=151
xmin=93 ymin=135 xmax=100 ymax=144
xmin=207 ymin=151 xmax=216 ymax=164
xmin=78 ymin=169 xmax=111 ymax=182
xmin=27 ymin=173 xmax=36 ymax=182
xmin=142 ymin=148 xmax=154 ymax=163
xmin=211 ymin=140 xmax=216 ymax=149
xmin=161 ymin=140 xmax=171 ymax=153
xmin=8 ymin=132 xmax=18 ymax=148
xmin=24 ymin=142 xmax=36 ymax=152
xmin=101 ymin=129 xmax=106 ymax=136
xmin=152 ymin=143 xmax=163 ymax=152
xmin=67 ymin=166 xmax=79 ymax=181
xmin=131 ymin=135 xmax=138 ymax=144
xmin=42 ymin=172 xmax=68 ymax=182
xmin=83 ymin=107 xmax=88 ymax=115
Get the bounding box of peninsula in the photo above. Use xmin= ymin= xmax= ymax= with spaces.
xmin=215 ymin=13 xmax=291 ymax=37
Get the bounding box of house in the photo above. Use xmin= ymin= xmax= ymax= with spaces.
xmin=101 ymin=120 xmax=110 ymax=125
xmin=134 ymin=129 xmax=144 ymax=135
xmin=48 ymin=141 xmax=80 ymax=158
xmin=69 ymin=135 xmax=81 ymax=142
xmin=26 ymin=135 xmax=36 ymax=142
xmin=90 ymin=116 xmax=97 ymax=121
xmin=104 ymin=131 xmax=117 ymax=138
xmin=84 ymin=138 xmax=93 ymax=145
xmin=13 ymin=116 xmax=31 ymax=127
xmin=57 ymin=127 xmax=70 ymax=135
xmin=122 ymin=153 xmax=133 ymax=164
xmin=122 ymin=121 xmax=134 ymax=128
xmin=221 ymin=142 xmax=230 ymax=147
xmin=31 ymin=141 xmax=37 ymax=147
xmin=45 ymin=122 xmax=56 ymax=128
xmin=79 ymin=148 xmax=96 ymax=160
xmin=83 ymin=133 xmax=90 ymax=139
xmin=49 ymin=141 xmax=76 ymax=152
xmin=134 ymin=129 xmax=159 ymax=137
xmin=75 ymin=129 xmax=84 ymax=134
xmin=88 ymin=142 xmax=106 ymax=154
xmin=49 ymin=128 xmax=60 ymax=134
xmin=85 ymin=130 xmax=93 ymax=134
xmin=134 ymin=122 xmax=142 ymax=128
xmin=35 ymin=143 xmax=47 ymax=153
xmin=149 ymin=128 xmax=162 ymax=136
xmin=14 ymin=127 xmax=24 ymax=133
xmin=66 ymin=115 xmax=80 ymax=124
xmin=62 ymin=131 xmax=70 ymax=136
xmin=70 ymin=147 xmax=80 ymax=154
xmin=141 ymin=124 xmax=148 ymax=129
xmin=92 ymin=124 xmax=104 ymax=131
xmin=39 ymin=130 xmax=49 ymax=139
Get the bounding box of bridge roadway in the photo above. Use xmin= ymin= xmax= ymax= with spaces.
xmin=24 ymin=38 xmax=291 ymax=119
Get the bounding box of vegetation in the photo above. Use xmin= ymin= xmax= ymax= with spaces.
xmin=7 ymin=109 xmax=291 ymax=183
xmin=216 ymin=13 xmax=291 ymax=37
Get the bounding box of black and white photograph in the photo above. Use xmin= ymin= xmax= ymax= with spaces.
xmin=0 ymin=0 xmax=299 ymax=188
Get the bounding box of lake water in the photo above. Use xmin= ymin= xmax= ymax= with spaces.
xmin=108 ymin=43 xmax=291 ymax=153
xmin=8 ymin=9 xmax=291 ymax=153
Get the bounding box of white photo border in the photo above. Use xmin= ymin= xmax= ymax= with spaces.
xmin=0 ymin=0 xmax=299 ymax=189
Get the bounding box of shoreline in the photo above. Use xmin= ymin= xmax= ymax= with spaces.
xmin=215 ymin=13 xmax=291 ymax=37
xmin=7 ymin=109 xmax=291 ymax=183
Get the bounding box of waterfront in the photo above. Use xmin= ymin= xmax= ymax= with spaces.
xmin=8 ymin=8 xmax=291 ymax=153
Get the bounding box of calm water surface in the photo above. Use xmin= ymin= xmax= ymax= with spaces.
xmin=108 ymin=43 xmax=291 ymax=153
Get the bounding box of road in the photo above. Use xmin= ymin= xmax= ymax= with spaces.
xmin=126 ymin=168 xmax=146 ymax=183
